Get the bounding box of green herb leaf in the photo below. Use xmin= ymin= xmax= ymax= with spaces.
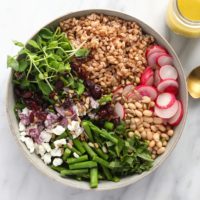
xmin=98 ymin=94 xmax=112 ymax=105
xmin=37 ymin=81 xmax=51 ymax=96
xmin=48 ymin=41 xmax=58 ymax=48
xmin=7 ymin=56 xmax=19 ymax=71
xmin=76 ymin=81 xmax=85 ymax=95
xmin=39 ymin=28 xmax=53 ymax=39
xmin=28 ymin=40 xmax=40 ymax=49
xmin=18 ymin=60 xmax=28 ymax=72
xmin=20 ymin=79 xmax=30 ymax=88
xmin=13 ymin=40 xmax=24 ymax=47
xmin=75 ymin=48 xmax=90 ymax=58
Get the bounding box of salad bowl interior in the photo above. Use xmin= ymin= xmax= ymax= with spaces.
xmin=6 ymin=9 xmax=188 ymax=190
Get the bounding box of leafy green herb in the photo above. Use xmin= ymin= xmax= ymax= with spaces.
xmin=7 ymin=56 xmax=19 ymax=71
xmin=8 ymin=27 xmax=89 ymax=96
xmin=98 ymin=94 xmax=112 ymax=105
xmin=75 ymin=48 xmax=90 ymax=58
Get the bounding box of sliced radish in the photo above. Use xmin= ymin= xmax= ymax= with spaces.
xmin=141 ymin=66 xmax=154 ymax=86
xmin=157 ymin=79 xmax=179 ymax=94
xmin=147 ymin=52 xmax=166 ymax=68
xmin=122 ymin=84 xmax=134 ymax=96
xmin=154 ymin=100 xmax=179 ymax=119
xmin=135 ymin=85 xmax=158 ymax=100
xmin=168 ymin=100 xmax=183 ymax=126
xmin=113 ymin=86 xmax=123 ymax=96
xmin=114 ymin=102 xmax=125 ymax=120
xmin=154 ymin=69 xmax=161 ymax=86
xmin=156 ymin=53 xmax=173 ymax=67
xmin=156 ymin=93 xmax=176 ymax=109
xmin=159 ymin=65 xmax=178 ymax=80
xmin=146 ymin=45 xmax=167 ymax=57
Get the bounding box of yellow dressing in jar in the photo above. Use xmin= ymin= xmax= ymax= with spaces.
xmin=166 ymin=0 xmax=200 ymax=37
xmin=177 ymin=0 xmax=200 ymax=21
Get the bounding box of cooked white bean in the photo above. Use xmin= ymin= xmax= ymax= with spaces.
xmin=153 ymin=117 xmax=163 ymax=124
xmin=141 ymin=96 xmax=151 ymax=103
xmin=157 ymin=147 xmax=166 ymax=154
xmin=167 ymin=129 xmax=174 ymax=136
xmin=143 ymin=110 xmax=153 ymax=117
xmin=153 ymin=133 xmax=160 ymax=141
xmin=135 ymin=110 xmax=143 ymax=117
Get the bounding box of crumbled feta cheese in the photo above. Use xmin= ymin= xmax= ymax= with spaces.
xmin=19 ymin=122 xmax=26 ymax=132
xmin=90 ymin=97 xmax=99 ymax=109
xmin=68 ymin=121 xmax=80 ymax=131
xmin=51 ymin=148 xmax=63 ymax=157
xmin=22 ymin=107 xmax=29 ymax=115
xmin=67 ymin=121 xmax=83 ymax=138
xmin=20 ymin=131 xmax=26 ymax=136
xmin=19 ymin=135 xmax=26 ymax=142
xmin=73 ymin=152 xmax=79 ymax=158
xmin=54 ymin=139 xmax=66 ymax=148
xmin=24 ymin=137 xmax=34 ymax=153
xmin=72 ymin=105 xmax=79 ymax=116
xmin=42 ymin=153 xmax=51 ymax=165
xmin=40 ymin=130 xmax=52 ymax=142
xmin=88 ymin=113 xmax=96 ymax=119
xmin=35 ymin=144 xmax=46 ymax=156
xmin=42 ymin=143 xmax=51 ymax=153
xmin=51 ymin=125 xmax=65 ymax=135
xmin=52 ymin=158 xmax=63 ymax=166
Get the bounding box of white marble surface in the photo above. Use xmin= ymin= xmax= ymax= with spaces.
xmin=1 ymin=0 xmax=200 ymax=199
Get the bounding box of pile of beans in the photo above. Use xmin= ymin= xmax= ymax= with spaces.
xmin=113 ymin=94 xmax=174 ymax=159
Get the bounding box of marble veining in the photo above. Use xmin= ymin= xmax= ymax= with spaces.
xmin=1 ymin=0 xmax=200 ymax=199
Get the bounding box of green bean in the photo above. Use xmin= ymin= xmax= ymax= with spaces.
xmin=92 ymin=155 xmax=111 ymax=169
xmin=51 ymin=165 xmax=66 ymax=172
xmin=94 ymin=148 xmax=109 ymax=160
xmin=69 ymin=161 xmax=97 ymax=170
xmin=66 ymin=144 xmax=82 ymax=156
xmin=62 ymin=148 xmax=72 ymax=161
xmin=89 ymin=122 xmax=118 ymax=144
xmin=66 ymin=155 xmax=88 ymax=164
xmin=104 ymin=121 xmax=114 ymax=131
xmin=82 ymin=141 xmax=96 ymax=157
xmin=73 ymin=139 xmax=86 ymax=154
xmin=60 ymin=169 xmax=88 ymax=176
xmin=90 ymin=168 xmax=98 ymax=188
xmin=112 ymin=176 xmax=120 ymax=182
xmin=102 ymin=166 xmax=113 ymax=181
xmin=56 ymin=131 xmax=68 ymax=140
xmin=81 ymin=121 xmax=94 ymax=142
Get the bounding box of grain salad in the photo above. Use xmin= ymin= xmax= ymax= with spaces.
xmin=7 ymin=13 xmax=183 ymax=188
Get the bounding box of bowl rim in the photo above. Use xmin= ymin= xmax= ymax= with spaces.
xmin=5 ymin=9 xmax=188 ymax=190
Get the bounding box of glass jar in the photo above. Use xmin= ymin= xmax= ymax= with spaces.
xmin=166 ymin=0 xmax=200 ymax=37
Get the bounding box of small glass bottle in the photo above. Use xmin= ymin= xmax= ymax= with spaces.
xmin=166 ymin=0 xmax=200 ymax=38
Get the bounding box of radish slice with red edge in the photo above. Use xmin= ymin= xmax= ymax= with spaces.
xmin=157 ymin=79 xmax=179 ymax=94
xmin=154 ymin=100 xmax=179 ymax=119
xmin=154 ymin=69 xmax=161 ymax=86
xmin=146 ymin=45 xmax=167 ymax=57
xmin=135 ymin=85 xmax=158 ymax=100
xmin=159 ymin=65 xmax=178 ymax=80
xmin=147 ymin=52 xmax=166 ymax=68
xmin=156 ymin=53 xmax=173 ymax=67
xmin=168 ymin=100 xmax=183 ymax=126
xmin=114 ymin=102 xmax=125 ymax=120
xmin=141 ymin=66 xmax=154 ymax=86
xmin=156 ymin=93 xmax=176 ymax=109
xmin=113 ymin=86 xmax=123 ymax=96
xmin=122 ymin=84 xmax=134 ymax=96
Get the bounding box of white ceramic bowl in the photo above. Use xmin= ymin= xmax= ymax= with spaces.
xmin=6 ymin=9 xmax=188 ymax=190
